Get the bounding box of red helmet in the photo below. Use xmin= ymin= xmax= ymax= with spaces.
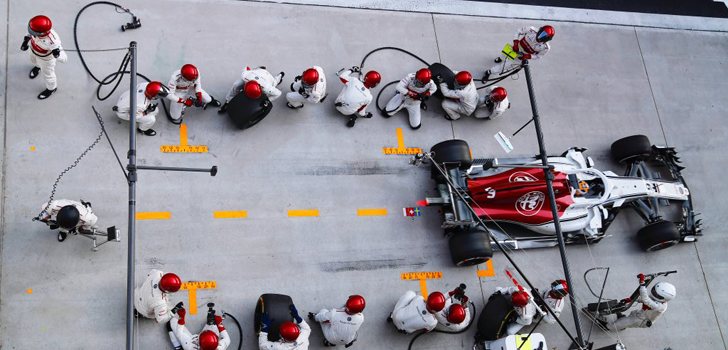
xmin=454 ymin=71 xmax=472 ymax=87
xmin=345 ymin=295 xmax=366 ymax=314
xmin=363 ymin=71 xmax=381 ymax=89
xmin=301 ymin=68 xmax=319 ymax=86
xmin=489 ymin=87 xmax=508 ymax=102
xmin=180 ymin=64 xmax=199 ymax=81
xmin=144 ymin=81 xmax=164 ymax=99
xmin=426 ymin=292 xmax=446 ymax=312
xmin=549 ymin=279 xmax=569 ymax=299
xmin=28 ymin=15 xmax=52 ymax=37
xmin=537 ymin=25 xmax=555 ymax=43
xmin=279 ymin=321 xmax=300 ymax=342
xmin=244 ymin=81 xmax=263 ymax=99
xmin=446 ymin=304 xmax=467 ymax=324
xmin=415 ymin=68 xmax=432 ymax=85
xmin=198 ymin=330 xmax=219 ymax=350
xmin=159 ymin=273 xmax=181 ymax=293
xmin=512 ymin=291 xmax=530 ymax=307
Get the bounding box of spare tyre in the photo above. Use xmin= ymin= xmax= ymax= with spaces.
xmin=227 ymin=91 xmax=273 ymax=130
xmin=428 ymin=62 xmax=455 ymax=98
xmin=448 ymin=226 xmax=493 ymax=266
xmin=475 ymin=292 xmax=516 ymax=342
xmin=254 ymin=293 xmax=294 ymax=341
xmin=637 ymin=220 xmax=680 ymax=252
xmin=610 ymin=135 xmax=652 ymax=163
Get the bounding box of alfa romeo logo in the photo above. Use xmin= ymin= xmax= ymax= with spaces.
xmin=509 ymin=171 xmax=538 ymax=183
xmin=516 ymin=191 xmax=545 ymax=216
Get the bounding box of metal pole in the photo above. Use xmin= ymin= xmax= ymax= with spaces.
xmin=125 ymin=41 xmax=137 ymax=350
xmin=522 ymin=61 xmax=586 ymax=348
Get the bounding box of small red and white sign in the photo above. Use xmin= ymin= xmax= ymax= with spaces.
xmin=403 ymin=207 xmax=422 ymax=217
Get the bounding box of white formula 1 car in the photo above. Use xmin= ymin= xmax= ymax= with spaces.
xmin=415 ymin=135 xmax=701 ymax=266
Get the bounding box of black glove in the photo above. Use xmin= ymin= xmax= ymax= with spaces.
xmin=364 ymin=112 xmax=373 ymax=118
xmin=351 ymin=66 xmax=361 ymax=73
xmin=289 ymin=304 xmax=302 ymax=323
xmin=194 ymin=99 xmax=204 ymax=108
xmin=21 ymin=36 xmax=30 ymax=51
xmin=49 ymin=224 xmax=59 ymax=230
xmin=80 ymin=200 xmax=92 ymax=208
xmin=146 ymin=103 xmax=158 ymax=113
xmin=294 ymin=75 xmax=301 ymax=82
xmin=334 ymin=102 xmax=343 ymax=107
xmin=51 ymin=48 xmax=60 ymax=58
xmin=298 ymin=87 xmax=309 ymax=98
xmin=261 ymin=313 xmax=271 ymax=332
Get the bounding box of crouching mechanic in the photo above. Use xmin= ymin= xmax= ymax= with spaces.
xmin=170 ymin=304 xmax=231 ymax=350
xmin=388 ymin=290 xmax=446 ymax=334
xmin=482 ymin=25 xmax=554 ymax=82
xmin=167 ymin=64 xmax=221 ymax=124
xmin=219 ymin=66 xmax=285 ymax=113
xmin=434 ymin=284 xmax=471 ymax=332
xmin=21 ymin=15 xmax=68 ymax=99
xmin=496 ymin=286 xmax=542 ymax=335
xmin=334 ymin=67 xmax=381 ymax=127
xmin=538 ymin=279 xmax=569 ymax=325
xmin=308 ymin=295 xmax=365 ymax=347
xmin=259 ymin=304 xmax=311 ymax=350
xmin=475 ymin=86 xmax=509 ymax=120
xmin=286 ymin=66 xmax=327 ymax=109
xmin=37 ymin=199 xmax=97 ymax=242
xmin=134 ymin=270 xmax=182 ymax=323
xmin=437 ymin=71 xmax=478 ymax=121
xmin=384 ymin=68 xmax=437 ymax=130
xmin=113 ymin=81 xmax=177 ymax=136
xmin=603 ymin=274 xmax=676 ymax=331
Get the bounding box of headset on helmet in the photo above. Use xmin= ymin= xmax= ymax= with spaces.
xmin=244 ymin=81 xmax=263 ymax=99
xmin=426 ymin=292 xmax=446 ymax=312
xmin=549 ymin=279 xmax=569 ymax=299
xmin=363 ymin=71 xmax=381 ymax=89
xmin=279 ymin=321 xmax=300 ymax=342
xmin=301 ymin=68 xmax=319 ymax=86
xmin=446 ymin=304 xmax=467 ymax=324
xmin=345 ymin=295 xmax=366 ymax=314
xmin=159 ymin=273 xmax=182 ymax=293
xmin=651 ymin=282 xmax=676 ymax=302
xmin=56 ymin=205 xmax=80 ymax=229
xmin=415 ymin=68 xmax=432 ymax=86
xmin=489 ymin=87 xmax=508 ymax=102
xmin=28 ymin=15 xmax=52 ymax=37
xmin=180 ymin=64 xmax=199 ymax=81
xmin=198 ymin=330 xmax=219 ymax=350
xmin=537 ymin=25 xmax=555 ymax=43
xmin=511 ymin=291 xmax=530 ymax=307
xmin=454 ymin=71 xmax=472 ymax=87
xmin=144 ymin=82 xmax=164 ymax=99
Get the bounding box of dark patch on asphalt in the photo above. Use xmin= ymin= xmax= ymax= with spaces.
xmin=466 ymin=0 xmax=728 ymax=18
xmin=297 ymin=162 xmax=413 ymax=176
xmin=321 ymin=259 xmax=427 ymax=272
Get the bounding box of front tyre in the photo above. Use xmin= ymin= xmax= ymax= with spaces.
xmin=448 ymin=227 xmax=493 ymax=266
xmin=637 ymin=220 xmax=680 ymax=252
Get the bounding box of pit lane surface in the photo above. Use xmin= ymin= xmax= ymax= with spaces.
xmin=0 ymin=1 xmax=726 ymax=349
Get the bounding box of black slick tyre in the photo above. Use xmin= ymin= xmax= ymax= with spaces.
xmin=254 ymin=294 xmax=294 ymax=341
xmin=610 ymin=135 xmax=652 ymax=163
xmin=637 ymin=220 xmax=680 ymax=252
xmin=448 ymin=227 xmax=493 ymax=266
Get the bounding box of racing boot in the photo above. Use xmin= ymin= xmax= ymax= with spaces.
xmin=29 ymin=67 xmax=40 ymax=79
xmin=287 ymin=102 xmax=303 ymax=109
xmin=346 ymin=116 xmax=357 ymax=128
xmin=481 ymin=70 xmax=491 ymax=83
xmin=138 ymin=128 xmax=157 ymax=136
xmin=57 ymin=231 xmax=67 ymax=242
xmin=204 ymin=96 xmax=222 ymax=110
xmin=218 ymin=102 xmax=229 ymax=114
xmin=38 ymin=88 xmax=56 ymax=100
xmin=495 ymin=57 xmax=503 ymax=63
xmin=308 ymin=312 xmax=315 ymax=321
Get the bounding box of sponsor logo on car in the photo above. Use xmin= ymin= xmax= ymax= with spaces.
xmin=516 ymin=191 xmax=545 ymax=216
xmin=509 ymin=171 xmax=538 ymax=183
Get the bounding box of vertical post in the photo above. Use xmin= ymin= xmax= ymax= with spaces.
xmin=522 ymin=61 xmax=585 ymax=348
xmin=126 ymin=41 xmax=138 ymax=350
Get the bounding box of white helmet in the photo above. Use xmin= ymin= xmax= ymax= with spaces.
xmin=651 ymin=282 xmax=676 ymax=302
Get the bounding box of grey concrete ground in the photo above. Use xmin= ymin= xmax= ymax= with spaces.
xmin=0 ymin=0 xmax=726 ymax=349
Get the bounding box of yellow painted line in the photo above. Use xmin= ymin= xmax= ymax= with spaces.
xmin=288 ymin=209 xmax=320 ymax=217
xmin=160 ymin=145 xmax=209 ymax=153
xmin=477 ymin=260 xmax=496 ymax=278
xmin=26 ymin=288 xmax=33 ymax=294
xmin=213 ymin=210 xmax=248 ymax=219
xmin=180 ymin=123 xmax=188 ymax=146
xmin=419 ymin=279 xmax=429 ymax=298
xmin=396 ymin=127 xmax=405 ymax=150
xmin=357 ymin=208 xmax=388 ymax=216
xmin=400 ymin=271 xmax=443 ymax=280
xmin=29 ymin=146 xmax=36 ymax=152
xmin=180 ymin=280 xmax=217 ymax=315
xmin=135 ymin=211 xmax=171 ymax=220
xmin=382 ymin=147 xmax=423 ymax=155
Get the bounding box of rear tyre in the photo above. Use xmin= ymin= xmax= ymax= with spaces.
xmin=637 ymin=220 xmax=680 ymax=252
xmin=610 ymin=135 xmax=652 ymax=163
xmin=254 ymin=294 xmax=294 ymax=341
xmin=448 ymin=227 xmax=493 ymax=266
xmin=430 ymin=139 xmax=472 ymax=181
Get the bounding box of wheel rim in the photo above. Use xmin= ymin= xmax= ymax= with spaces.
xmin=647 ymin=240 xmax=678 ymax=252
